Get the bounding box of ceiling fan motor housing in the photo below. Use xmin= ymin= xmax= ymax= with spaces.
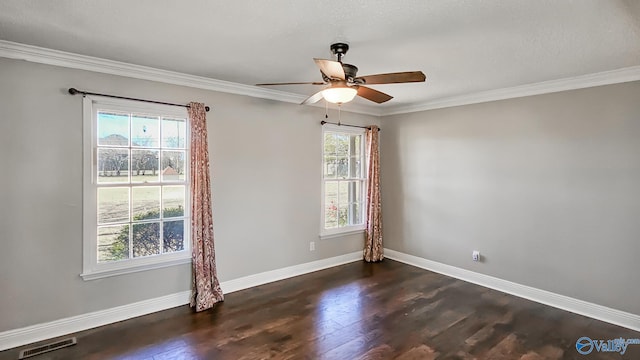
xmin=342 ymin=64 xmax=359 ymax=83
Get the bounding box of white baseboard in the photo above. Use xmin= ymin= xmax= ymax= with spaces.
xmin=384 ymin=248 xmax=640 ymax=332
xmin=0 ymin=251 xmax=362 ymax=351
xmin=0 ymin=291 xmax=191 ymax=352
xmin=221 ymin=251 xmax=362 ymax=294
xmin=13 ymin=249 xmax=633 ymax=351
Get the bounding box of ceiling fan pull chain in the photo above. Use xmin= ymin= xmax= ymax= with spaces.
xmin=338 ymin=105 xmax=341 ymax=126
xmin=325 ymin=101 xmax=329 ymax=119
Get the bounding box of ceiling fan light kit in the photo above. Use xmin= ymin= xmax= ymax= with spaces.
xmin=322 ymin=86 xmax=358 ymax=104
xmin=256 ymin=43 xmax=426 ymax=106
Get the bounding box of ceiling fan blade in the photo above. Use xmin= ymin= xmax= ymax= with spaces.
xmin=357 ymin=86 xmax=393 ymax=104
xmin=301 ymin=90 xmax=325 ymax=105
xmin=313 ymin=59 xmax=346 ymax=80
xmin=356 ymin=71 xmax=426 ymax=85
xmin=256 ymin=81 xmax=325 ymax=86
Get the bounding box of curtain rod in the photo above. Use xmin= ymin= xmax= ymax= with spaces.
xmin=67 ymin=88 xmax=210 ymax=112
xmin=320 ymin=120 xmax=381 ymax=131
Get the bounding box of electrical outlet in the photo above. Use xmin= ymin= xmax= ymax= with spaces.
xmin=310 ymin=242 xmax=315 ymax=251
xmin=472 ymin=250 xmax=480 ymax=262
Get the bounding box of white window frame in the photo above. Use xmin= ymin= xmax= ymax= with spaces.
xmin=81 ymin=96 xmax=191 ymax=280
xmin=320 ymin=124 xmax=367 ymax=239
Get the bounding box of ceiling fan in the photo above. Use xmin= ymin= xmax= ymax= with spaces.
xmin=256 ymin=43 xmax=426 ymax=105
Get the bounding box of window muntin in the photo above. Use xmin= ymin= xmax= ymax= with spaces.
xmin=322 ymin=126 xmax=366 ymax=236
xmin=83 ymin=98 xmax=191 ymax=279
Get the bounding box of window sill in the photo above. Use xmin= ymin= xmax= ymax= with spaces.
xmin=319 ymin=228 xmax=365 ymax=240
xmin=81 ymin=256 xmax=191 ymax=281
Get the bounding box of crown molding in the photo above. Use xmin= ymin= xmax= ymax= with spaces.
xmin=381 ymin=65 xmax=640 ymax=116
xmin=0 ymin=41 xmax=296 ymax=102
xmin=1 ymin=40 xmax=638 ymax=117
xmin=0 ymin=40 xmax=380 ymax=116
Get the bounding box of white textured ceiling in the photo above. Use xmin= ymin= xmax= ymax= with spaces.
xmin=1 ymin=0 xmax=639 ymax=111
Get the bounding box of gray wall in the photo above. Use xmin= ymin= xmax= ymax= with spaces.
xmin=3 ymin=54 xmax=638 ymax=333
xmin=0 ymin=57 xmax=378 ymax=332
xmin=381 ymin=81 xmax=640 ymax=315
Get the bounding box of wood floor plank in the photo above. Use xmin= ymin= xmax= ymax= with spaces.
xmin=2 ymin=260 xmax=639 ymax=359
xmin=394 ymin=344 xmax=438 ymax=360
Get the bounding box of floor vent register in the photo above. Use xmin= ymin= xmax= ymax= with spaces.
xmin=18 ymin=337 xmax=77 ymax=359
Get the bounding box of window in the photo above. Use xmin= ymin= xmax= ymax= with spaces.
xmin=321 ymin=125 xmax=366 ymax=238
xmin=82 ymin=97 xmax=191 ymax=280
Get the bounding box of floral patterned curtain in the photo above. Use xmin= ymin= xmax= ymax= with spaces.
xmin=188 ymin=102 xmax=224 ymax=311
xmin=364 ymin=125 xmax=383 ymax=262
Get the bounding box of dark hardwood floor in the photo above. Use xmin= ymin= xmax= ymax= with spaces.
xmin=2 ymin=260 xmax=639 ymax=359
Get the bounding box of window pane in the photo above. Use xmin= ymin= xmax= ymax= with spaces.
xmin=349 ymin=181 xmax=364 ymax=226
xmin=132 ymin=222 xmax=160 ymax=257
xmin=162 ymin=151 xmax=186 ymax=181
xmin=325 ymin=182 xmax=338 ymax=229
xmin=336 ymin=157 xmax=349 ymax=178
xmin=353 ymin=135 xmax=361 ymax=156
xmin=97 ymin=187 xmax=129 ymax=224
xmin=353 ymin=181 xmax=365 ymax=226
xmin=163 ymin=220 xmax=185 ymax=253
xmin=132 ymin=186 xmax=160 ymax=220
xmin=98 ymin=112 xmax=129 ymax=146
xmin=97 ymin=148 xmax=129 ymax=183
xmin=338 ymin=181 xmax=349 ymax=227
xmin=351 ymin=202 xmax=362 ymax=225
xmin=338 ymin=204 xmax=348 ymax=227
xmin=350 ymin=156 xmax=362 ymax=178
xmin=131 ymin=150 xmax=159 ymax=183
xmin=131 ymin=115 xmax=160 ymax=148
xmin=324 ymin=156 xmax=337 ymax=179
xmin=326 ymin=181 xmax=338 ymax=199
xmin=352 ymin=181 xmax=362 ymax=204
xmin=98 ymin=224 xmax=129 ymax=262
xmin=336 ymin=134 xmax=349 ymax=156
xmin=324 ymin=133 xmax=336 ymax=155
xmin=163 ymin=185 xmax=185 ymax=217
xmin=162 ymin=118 xmax=186 ymax=148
